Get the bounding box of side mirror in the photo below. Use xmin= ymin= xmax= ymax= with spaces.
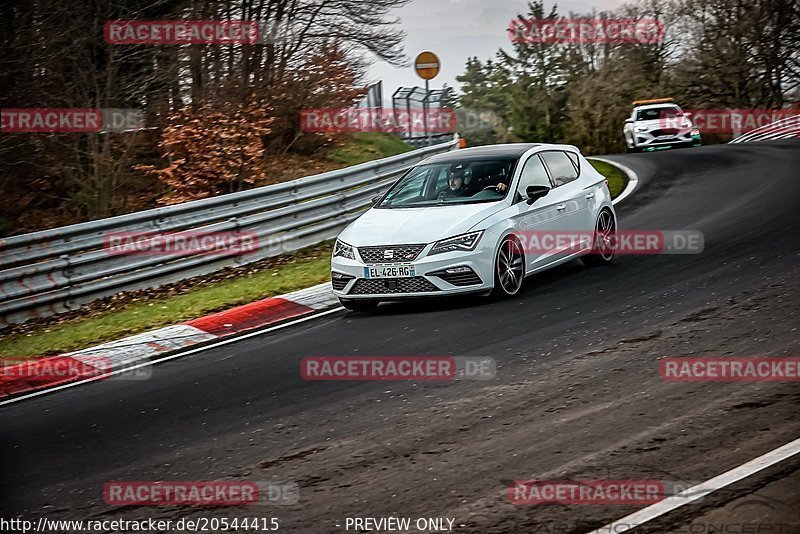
xmin=526 ymin=185 xmax=550 ymax=205
xmin=371 ymin=195 xmax=382 ymax=205
xmin=624 ymin=118 xmax=634 ymax=124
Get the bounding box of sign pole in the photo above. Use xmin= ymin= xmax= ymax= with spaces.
xmin=424 ymin=79 xmax=430 ymax=142
xmin=414 ymin=51 xmax=440 ymax=145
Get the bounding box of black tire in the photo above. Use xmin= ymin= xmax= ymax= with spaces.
xmin=581 ymin=209 xmax=616 ymax=267
xmin=491 ymin=235 xmax=525 ymax=297
xmin=339 ymin=298 xmax=379 ymax=312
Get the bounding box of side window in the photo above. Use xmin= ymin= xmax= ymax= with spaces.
xmin=430 ymin=166 xmax=450 ymax=197
xmin=516 ymin=155 xmax=551 ymax=200
xmin=541 ymin=151 xmax=579 ymax=187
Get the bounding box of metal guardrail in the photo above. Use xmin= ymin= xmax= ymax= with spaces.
xmin=730 ymin=114 xmax=800 ymax=143
xmin=399 ymin=133 xmax=456 ymax=148
xmin=0 ymin=136 xmax=460 ymax=327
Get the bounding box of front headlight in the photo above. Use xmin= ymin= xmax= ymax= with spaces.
xmin=333 ymin=239 xmax=355 ymax=260
xmin=429 ymin=231 xmax=484 ymax=256
xmin=634 ymin=125 xmax=649 ymax=133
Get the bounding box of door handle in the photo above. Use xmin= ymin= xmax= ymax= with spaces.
xmin=556 ymin=204 xmax=566 ymax=211
xmin=585 ymin=193 xmax=595 ymax=199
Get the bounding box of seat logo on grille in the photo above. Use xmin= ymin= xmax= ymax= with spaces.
xmin=383 ymin=250 xmax=394 ymax=259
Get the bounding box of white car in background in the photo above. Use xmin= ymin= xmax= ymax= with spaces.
xmin=330 ymin=143 xmax=617 ymax=311
xmin=623 ymin=98 xmax=702 ymax=152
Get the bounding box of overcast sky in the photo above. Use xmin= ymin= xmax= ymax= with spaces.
xmin=365 ymin=0 xmax=627 ymax=103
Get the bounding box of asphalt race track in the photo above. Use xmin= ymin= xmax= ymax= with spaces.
xmin=2 ymin=140 xmax=799 ymax=533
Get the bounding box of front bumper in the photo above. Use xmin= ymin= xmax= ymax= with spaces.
xmin=331 ymin=243 xmax=495 ymax=300
xmin=634 ymin=127 xmax=698 ymax=149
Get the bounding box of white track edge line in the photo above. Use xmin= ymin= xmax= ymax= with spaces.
xmin=0 ymin=307 xmax=344 ymax=407
xmin=586 ymin=436 xmax=800 ymax=534
xmin=589 ymin=157 xmax=639 ymax=206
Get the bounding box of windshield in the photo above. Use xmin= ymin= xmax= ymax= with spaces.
xmin=377 ymin=158 xmax=516 ymax=208
xmin=636 ymin=106 xmax=682 ymax=121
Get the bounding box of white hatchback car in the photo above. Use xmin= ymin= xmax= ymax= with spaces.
xmin=331 ymin=143 xmax=617 ymax=311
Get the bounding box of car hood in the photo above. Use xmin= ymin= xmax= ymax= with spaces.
xmin=636 ymin=118 xmax=689 ymax=130
xmin=338 ymin=203 xmax=502 ymax=246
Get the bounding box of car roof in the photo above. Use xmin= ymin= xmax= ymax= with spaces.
xmin=635 ymin=103 xmax=681 ymax=111
xmin=423 ymin=143 xmax=538 ymax=162
xmin=422 ymin=143 xmax=579 ymax=163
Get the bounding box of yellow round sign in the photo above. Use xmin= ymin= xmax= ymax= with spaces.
xmin=414 ymin=51 xmax=440 ymax=80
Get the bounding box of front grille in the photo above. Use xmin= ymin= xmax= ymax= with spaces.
xmin=357 ymin=244 xmax=426 ymax=264
xmin=429 ymin=268 xmax=483 ymax=287
xmin=331 ymin=272 xmax=355 ymax=291
xmin=650 ymin=128 xmax=680 ymax=137
xmin=349 ymin=277 xmax=440 ymax=295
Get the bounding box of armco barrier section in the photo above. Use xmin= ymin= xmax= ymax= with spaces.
xmin=0 ymin=136 xmax=460 ymax=326
xmin=729 ymin=114 xmax=800 ymax=143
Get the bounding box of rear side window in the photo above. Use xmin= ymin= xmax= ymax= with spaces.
xmin=541 ymin=151 xmax=579 ymax=187
xmin=565 ymin=152 xmax=579 ymax=172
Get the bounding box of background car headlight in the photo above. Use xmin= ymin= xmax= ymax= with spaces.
xmin=429 ymin=231 xmax=484 ymax=255
xmin=333 ymin=239 xmax=355 ymax=259
xmin=634 ymin=125 xmax=649 ymax=133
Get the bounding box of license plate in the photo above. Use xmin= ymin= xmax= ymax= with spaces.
xmin=364 ymin=265 xmax=415 ymax=279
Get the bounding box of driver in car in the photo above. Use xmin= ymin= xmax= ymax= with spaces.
xmin=445 ymin=165 xmax=470 ymax=197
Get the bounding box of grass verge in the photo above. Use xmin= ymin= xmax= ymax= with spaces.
xmin=587 ymin=158 xmax=626 ymax=199
xmin=327 ymin=132 xmax=412 ymax=165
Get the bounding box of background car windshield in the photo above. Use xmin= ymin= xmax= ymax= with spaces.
xmin=378 ymin=158 xmax=515 ymax=208
xmin=637 ymin=106 xmax=682 ymax=121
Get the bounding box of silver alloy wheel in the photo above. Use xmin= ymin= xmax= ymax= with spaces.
xmin=496 ymin=237 xmax=524 ymax=295
xmin=596 ymin=210 xmax=616 ymax=261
